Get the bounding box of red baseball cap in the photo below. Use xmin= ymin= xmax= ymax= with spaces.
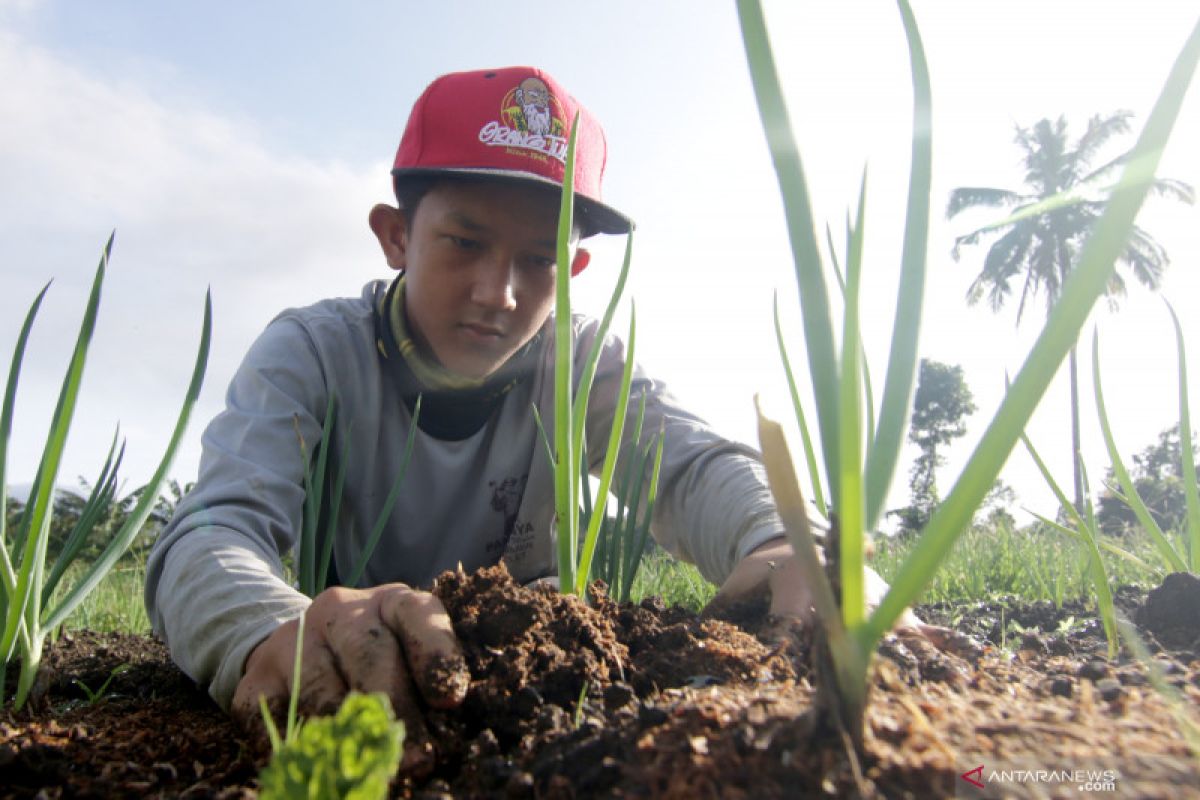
xmin=391 ymin=66 xmax=633 ymax=236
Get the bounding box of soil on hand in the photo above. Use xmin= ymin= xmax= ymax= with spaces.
xmin=2 ymin=565 xmax=1198 ymax=798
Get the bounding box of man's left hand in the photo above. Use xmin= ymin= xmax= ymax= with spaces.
xmin=705 ymin=539 xmax=979 ymax=657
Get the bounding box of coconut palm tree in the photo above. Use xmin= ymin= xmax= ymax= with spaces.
xmin=948 ymin=110 xmax=1194 ymax=513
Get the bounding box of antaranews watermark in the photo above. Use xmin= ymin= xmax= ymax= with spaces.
xmin=957 ymin=759 xmax=1122 ymax=798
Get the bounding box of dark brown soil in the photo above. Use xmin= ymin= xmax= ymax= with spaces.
xmin=2 ymin=565 xmax=1198 ymax=798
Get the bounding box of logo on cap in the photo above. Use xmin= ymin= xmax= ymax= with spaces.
xmin=478 ymin=77 xmax=568 ymax=164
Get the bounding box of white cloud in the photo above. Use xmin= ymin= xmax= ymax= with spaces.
xmin=0 ymin=0 xmax=42 ymax=17
xmin=0 ymin=30 xmax=388 ymax=489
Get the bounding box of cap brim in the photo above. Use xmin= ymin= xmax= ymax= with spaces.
xmin=391 ymin=167 xmax=634 ymax=236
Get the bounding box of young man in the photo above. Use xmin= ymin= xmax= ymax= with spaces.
xmin=145 ymin=66 xmax=935 ymax=770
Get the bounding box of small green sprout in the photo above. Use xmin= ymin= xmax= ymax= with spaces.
xmin=256 ymin=611 xmax=405 ymax=800
xmin=71 ymin=663 xmax=132 ymax=705
xmin=257 ymin=692 xmax=405 ymax=800
xmin=572 ymin=679 xmax=590 ymax=729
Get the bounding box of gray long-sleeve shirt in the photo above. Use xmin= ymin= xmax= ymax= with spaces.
xmin=145 ymin=280 xmax=785 ymax=709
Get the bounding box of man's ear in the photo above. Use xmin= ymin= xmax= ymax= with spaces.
xmin=368 ymin=204 xmax=408 ymax=271
xmin=569 ymin=248 xmax=591 ymax=277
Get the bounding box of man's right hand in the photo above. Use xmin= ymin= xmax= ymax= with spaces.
xmin=230 ymin=583 xmax=469 ymax=775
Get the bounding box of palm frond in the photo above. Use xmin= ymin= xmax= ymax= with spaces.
xmin=1105 ymin=268 xmax=1128 ymax=302
xmin=1071 ymin=111 xmax=1134 ymax=169
xmin=1148 ymin=177 xmax=1197 ymax=204
xmin=945 ymin=186 xmax=1023 ymax=218
xmin=952 ymin=224 xmax=1001 ymax=260
xmin=966 ymin=224 xmax=1030 ymax=310
xmin=1119 ymin=224 xmax=1169 ymax=290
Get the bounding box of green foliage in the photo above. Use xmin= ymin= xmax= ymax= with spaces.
xmin=949 ymin=112 xmax=1195 ymax=320
xmin=1 ymin=234 xmax=211 ymax=709
xmin=1097 ymin=424 xmax=1198 ymax=537
xmin=11 ymin=477 xmax=190 ymax=574
xmin=871 ymin=520 xmax=1162 ymax=605
xmin=974 ymin=480 xmax=1018 ymax=531
xmin=891 ymin=360 xmax=976 ymax=535
xmin=257 ymin=692 xmax=405 ymax=800
xmin=909 ymin=360 xmax=977 ymax=452
xmin=49 ymin=562 xmax=149 ymax=633
xmin=628 ymin=548 xmax=717 ymax=611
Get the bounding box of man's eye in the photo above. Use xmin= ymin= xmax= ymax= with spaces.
xmin=448 ymin=235 xmax=481 ymax=249
xmin=526 ymin=256 xmax=556 ymax=270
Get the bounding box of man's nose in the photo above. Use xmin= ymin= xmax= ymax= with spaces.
xmin=470 ymin=258 xmax=517 ymax=311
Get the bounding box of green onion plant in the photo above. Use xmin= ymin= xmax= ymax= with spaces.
xmin=586 ymin=393 xmax=665 ymax=603
xmin=1094 ymin=307 xmax=1199 ymax=573
xmin=738 ymin=0 xmax=1200 ymax=752
xmin=0 ymin=234 xmax=212 ymax=709
xmin=1019 ymin=312 xmax=1199 ymax=658
xmin=543 ymin=115 xmax=646 ymax=598
xmin=293 ymin=393 xmax=423 ymax=597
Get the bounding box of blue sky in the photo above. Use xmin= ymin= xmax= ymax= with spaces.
xmin=3 ymin=0 xmax=1199 ymax=526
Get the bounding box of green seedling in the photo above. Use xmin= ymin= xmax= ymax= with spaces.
xmin=294 ymin=394 xmax=423 ymax=596
xmin=738 ymin=0 xmax=1200 ymax=753
xmin=71 ymin=663 xmax=132 ymax=705
xmin=572 ymin=679 xmax=590 ymax=729
xmin=259 ymin=609 xmax=307 ymax=749
xmin=257 ymin=610 xmax=405 ymax=800
xmin=257 ymin=691 xmax=405 ymax=800
xmin=1 ymin=234 xmax=211 ymax=709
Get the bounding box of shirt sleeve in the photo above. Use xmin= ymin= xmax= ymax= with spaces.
xmin=144 ymin=315 xmax=324 ymax=709
xmin=578 ymin=319 xmax=787 ymax=586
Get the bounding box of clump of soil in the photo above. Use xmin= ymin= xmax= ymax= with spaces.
xmin=419 ymin=566 xmax=799 ymax=796
xmin=1137 ymin=571 xmax=1200 ymax=650
xmin=2 ymin=565 xmax=1199 ymax=798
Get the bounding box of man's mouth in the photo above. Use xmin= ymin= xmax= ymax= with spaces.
xmin=460 ymin=322 xmax=505 ymax=340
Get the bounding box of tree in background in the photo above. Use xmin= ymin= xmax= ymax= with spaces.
xmin=974 ymin=479 xmax=1017 ymax=531
xmin=947 ymin=111 xmax=1194 ymax=514
xmin=1097 ymin=424 xmax=1198 ymax=537
xmin=891 ymin=359 xmax=977 ymax=536
xmin=14 ymin=477 xmax=192 ymax=565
